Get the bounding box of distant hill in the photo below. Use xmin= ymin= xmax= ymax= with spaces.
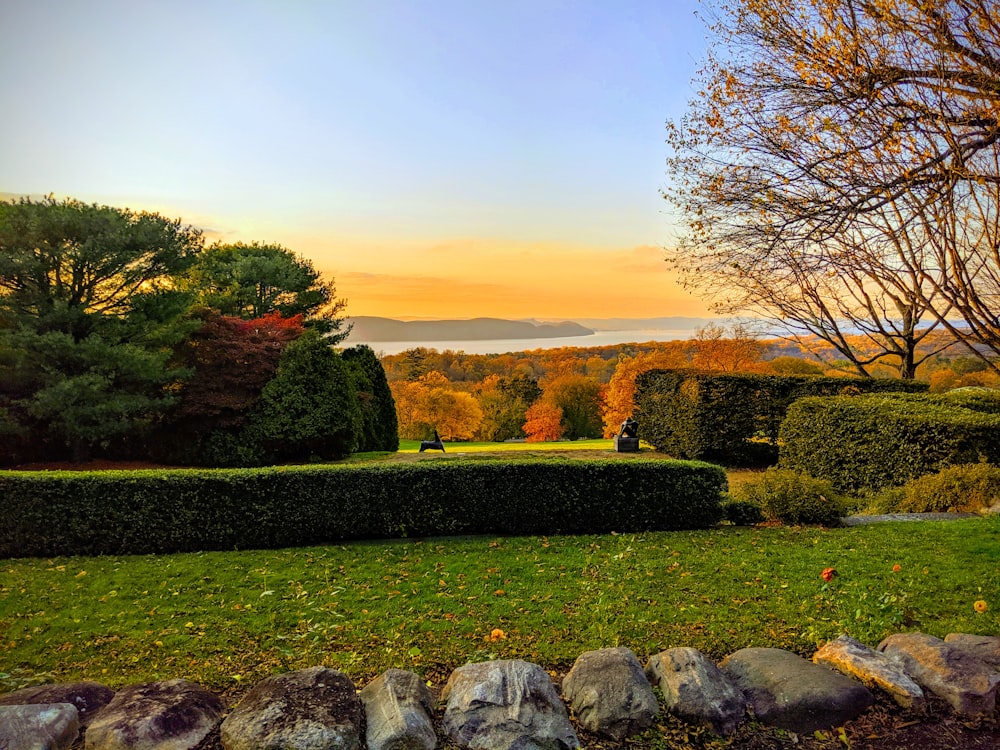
xmin=345 ymin=316 xmax=594 ymax=342
xmin=559 ymin=316 xmax=722 ymax=331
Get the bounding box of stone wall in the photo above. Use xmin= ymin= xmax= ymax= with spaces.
xmin=1 ymin=631 xmax=998 ymax=750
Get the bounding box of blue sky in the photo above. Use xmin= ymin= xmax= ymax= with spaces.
xmin=0 ymin=0 xmax=712 ymax=318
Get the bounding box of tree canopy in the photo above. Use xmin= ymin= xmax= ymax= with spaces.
xmin=186 ymin=242 xmax=347 ymax=338
xmin=0 ymin=197 xmax=203 ymax=460
xmin=664 ymin=0 xmax=1000 ymax=377
xmin=0 ymin=196 xmax=202 ymax=339
xmin=0 ymin=196 xmax=376 ymax=466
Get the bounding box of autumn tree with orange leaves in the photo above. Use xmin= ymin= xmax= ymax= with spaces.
xmin=390 ymin=371 xmax=483 ymax=441
xmin=688 ymin=323 xmax=764 ymax=373
xmin=665 ymin=0 xmax=1000 ymax=377
xmin=523 ymin=401 xmax=564 ymax=442
xmin=601 ymin=349 xmax=688 ymax=437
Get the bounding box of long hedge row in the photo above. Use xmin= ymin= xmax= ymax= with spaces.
xmin=0 ymin=459 xmax=727 ymax=558
xmin=779 ymin=392 xmax=1000 ymax=491
xmin=634 ymin=370 xmax=926 ymax=465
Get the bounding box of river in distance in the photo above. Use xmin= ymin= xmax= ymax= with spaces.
xmin=345 ymin=328 xmax=701 ymax=356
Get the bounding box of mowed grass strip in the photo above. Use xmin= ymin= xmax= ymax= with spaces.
xmin=396 ymin=438 xmax=618 ymax=453
xmin=352 ymin=439 xmax=659 ymax=463
xmin=1 ymin=518 xmax=997 ymax=695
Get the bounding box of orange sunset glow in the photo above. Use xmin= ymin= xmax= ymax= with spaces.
xmin=2 ymin=1 xmax=709 ymax=323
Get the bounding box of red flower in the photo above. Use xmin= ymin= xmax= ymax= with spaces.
xmin=821 ymin=567 xmax=837 ymax=582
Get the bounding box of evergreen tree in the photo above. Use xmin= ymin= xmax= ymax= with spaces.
xmin=252 ymin=330 xmax=361 ymax=461
xmin=342 ymin=344 xmax=399 ymax=452
xmin=0 ymin=196 xmax=202 ymax=462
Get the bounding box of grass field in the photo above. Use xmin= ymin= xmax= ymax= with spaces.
xmin=2 ymin=517 xmax=997 ymax=697
xmin=396 ymin=438 xmax=620 ymax=452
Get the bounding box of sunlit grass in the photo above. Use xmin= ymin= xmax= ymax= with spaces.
xmin=349 ymin=439 xmax=659 ymax=462
xmin=397 ymin=438 xmax=620 ymax=452
xmin=2 ymin=518 xmax=997 ymax=696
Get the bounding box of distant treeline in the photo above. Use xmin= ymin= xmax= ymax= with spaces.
xmin=382 ymin=325 xmax=998 ymax=444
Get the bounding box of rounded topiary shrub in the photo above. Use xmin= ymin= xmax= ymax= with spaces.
xmin=896 ymin=463 xmax=1000 ymax=513
xmin=731 ymin=468 xmax=843 ymax=526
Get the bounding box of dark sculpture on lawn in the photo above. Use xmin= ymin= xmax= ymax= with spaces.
xmin=614 ymin=418 xmax=639 ymax=452
xmin=419 ymin=429 xmax=445 ymax=452
xmin=618 ymin=418 xmax=638 ymax=439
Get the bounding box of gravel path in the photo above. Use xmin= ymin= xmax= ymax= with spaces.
xmin=841 ymin=511 xmax=982 ymax=526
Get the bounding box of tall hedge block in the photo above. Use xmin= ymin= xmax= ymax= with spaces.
xmin=634 ymin=370 xmax=926 ymax=465
xmin=0 ymin=459 xmax=726 ymax=557
xmin=779 ymin=393 xmax=1000 ymax=491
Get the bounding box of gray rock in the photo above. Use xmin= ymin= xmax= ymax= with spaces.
xmin=813 ymin=635 xmax=925 ymax=711
xmin=944 ymin=633 xmax=1000 ymax=669
xmin=646 ymin=647 xmax=746 ymax=736
xmin=85 ymin=679 xmax=222 ymax=750
xmin=561 ymin=647 xmax=658 ymax=739
xmin=359 ymin=669 xmax=437 ymax=750
xmin=441 ymin=659 xmax=579 ymax=750
xmin=878 ymin=632 xmax=1000 ymax=717
xmin=221 ymin=666 xmax=362 ymax=750
xmin=0 ymin=681 xmax=115 ymax=727
xmin=721 ymin=647 xmax=873 ymax=733
xmin=0 ymin=703 xmax=79 ymax=750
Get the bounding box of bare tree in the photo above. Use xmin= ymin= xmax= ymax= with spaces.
xmin=665 ymin=0 xmax=1000 ymax=376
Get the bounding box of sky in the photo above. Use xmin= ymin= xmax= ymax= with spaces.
xmin=0 ymin=0 xmax=712 ymax=320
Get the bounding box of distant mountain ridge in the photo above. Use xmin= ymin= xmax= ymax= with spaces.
xmin=346 ymin=316 xmax=594 ymax=342
xmin=538 ymin=316 xmax=719 ymax=331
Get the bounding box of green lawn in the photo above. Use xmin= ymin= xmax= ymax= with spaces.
xmin=397 ymin=438 xmax=620 ymax=452
xmin=2 ymin=518 xmax=997 ymax=696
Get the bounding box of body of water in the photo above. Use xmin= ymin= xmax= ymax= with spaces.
xmin=345 ymin=328 xmax=701 ymax=356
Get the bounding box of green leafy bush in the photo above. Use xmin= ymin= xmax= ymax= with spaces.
xmin=721 ymin=497 xmax=765 ymax=526
xmin=730 ymin=468 xmax=843 ymax=526
xmin=937 ymin=387 xmax=1000 ymax=415
xmin=779 ymin=393 xmax=1000 ymax=491
xmin=0 ymin=459 xmax=726 ymax=557
xmin=634 ymin=370 xmax=925 ymax=466
xmin=251 ymin=330 xmax=361 ymax=461
xmin=895 ymin=463 xmax=1000 ymax=513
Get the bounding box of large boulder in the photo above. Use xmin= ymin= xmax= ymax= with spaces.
xmin=221 ymin=666 xmax=362 ymax=750
xmin=814 ymin=635 xmax=925 ymax=711
xmin=944 ymin=633 xmax=1000 ymax=669
xmin=879 ymin=632 xmax=1000 ymax=717
xmin=442 ymin=659 xmax=580 ymax=750
xmin=721 ymin=647 xmax=873 ymax=733
xmin=0 ymin=681 xmax=114 ymax=727
xmin=359 ymin=669 xmax=436 ymax=750
xmin=85 ymin=679 xmax=222 ymax=750
xmin=561 ymin=647 xmax=659 ymax=739
xmin=0 ymin=703 xmax=79 ymax=750
xmin=646 ymin=647 xmax=746 ymax=736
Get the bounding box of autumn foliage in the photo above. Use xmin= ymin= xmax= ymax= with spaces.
xmin=601 ymin=350 xmax=687 ymax=437
xmin=522 ymin=401 xmax=563 ymax=442
xmin=390 ymin=371 xmax=483 ymax=441
xmin=168 ymin=310 xmax=305 ymax=431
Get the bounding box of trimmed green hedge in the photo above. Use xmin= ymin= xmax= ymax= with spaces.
xmin=0 ymin=459 xmax=726 ymax=558
xmin=779 ymin=393 xmax=1000 ymax=491
xmin=634 ymin=370 xmax=926 ymax=465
